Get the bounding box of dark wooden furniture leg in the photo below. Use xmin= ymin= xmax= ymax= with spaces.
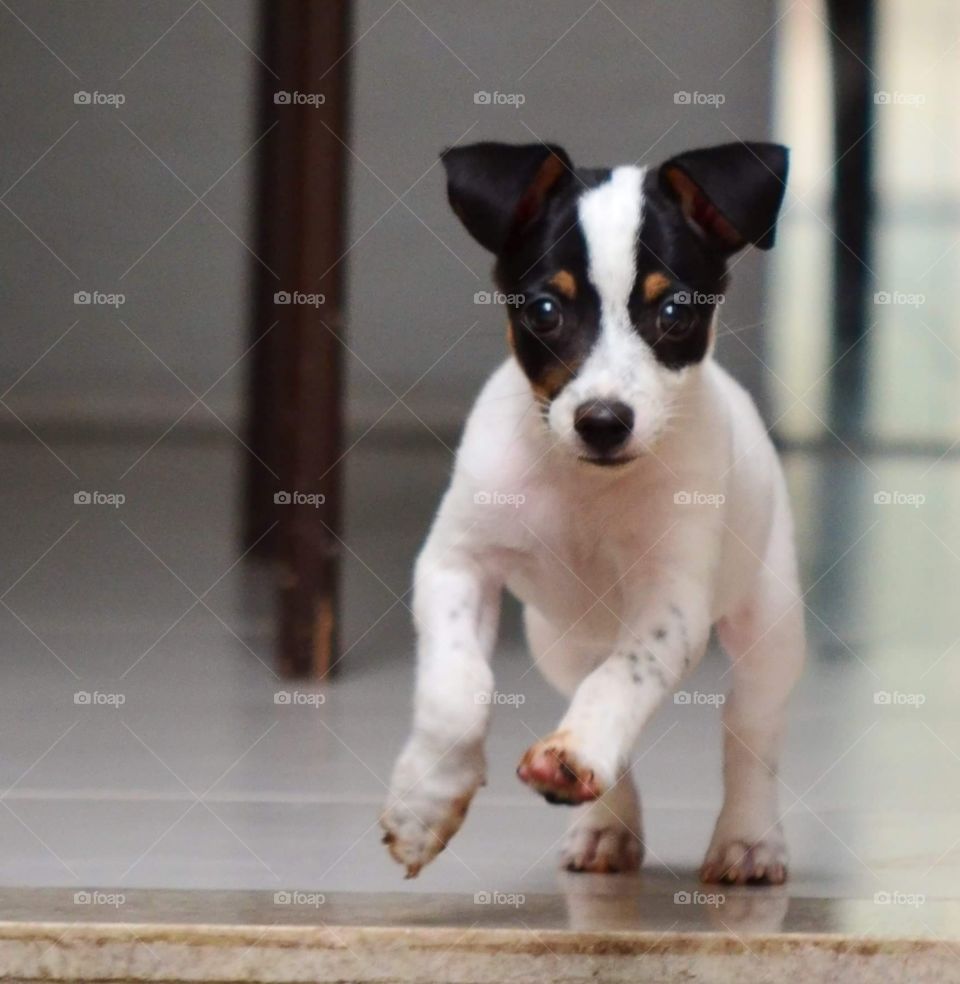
xmin=826 ymin=0 xmax=876 ymax=440
xmin=246 ymin=1 xmax=352 ymax=677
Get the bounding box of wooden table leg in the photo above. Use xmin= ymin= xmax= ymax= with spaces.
xmin=246 ymin=0 xmax=352 ymax=678
xmin=825 ymin=0 xmax=876 ymax=440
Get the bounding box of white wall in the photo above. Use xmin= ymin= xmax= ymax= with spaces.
xmin=0 ymin=0 xmax=258 ymax=431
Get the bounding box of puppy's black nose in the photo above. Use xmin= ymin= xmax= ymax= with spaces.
xmin=573 ymin=400 xmax=634 ymax=453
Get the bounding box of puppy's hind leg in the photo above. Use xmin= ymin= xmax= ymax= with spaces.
xmin=561 ymin=772 xmax=643 ymax=874
xmin=701 ymin=524 xmax=805 ymax=886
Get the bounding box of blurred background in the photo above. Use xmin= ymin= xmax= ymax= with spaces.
xmin=1 ymin=0 xmax=959 ymax=917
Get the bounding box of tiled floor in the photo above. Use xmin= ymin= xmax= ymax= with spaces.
xmin=1 ymin=427 xmax=960 ymax=921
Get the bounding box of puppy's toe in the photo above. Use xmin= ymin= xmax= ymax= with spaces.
xmin=700 ymin=837 xmax=787 ymax=886
xmin=561 ymin=823 xmax=642 ymax=874
xmin=380 ymin=813 xmax=441 ymax=878
xmin=517 ymin=733 xmax=604 ymax=805
xmin=380 ymin=791 xmax=472 ymax=878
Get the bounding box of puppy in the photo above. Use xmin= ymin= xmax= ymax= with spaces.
xmin=380 ymin=140 xmax=804 ymax=885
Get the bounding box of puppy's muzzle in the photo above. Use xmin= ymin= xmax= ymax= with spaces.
xmin=574 ymin=400 xmax=634 ymax=457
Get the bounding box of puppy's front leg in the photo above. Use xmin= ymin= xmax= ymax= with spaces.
xmin=519 ymin=578 xmax=710 ymax=804
xmin=381 ymin=546 xmax=501 ymax=877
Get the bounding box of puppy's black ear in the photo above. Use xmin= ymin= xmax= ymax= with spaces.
xmin=659 ymin=142 xmax=788 ymax=252
xmin=441 ymin=141 xmax=574 ymax=253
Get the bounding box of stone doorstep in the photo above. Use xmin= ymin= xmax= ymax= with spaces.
xmin=0 ymin=923 xmax=958 ymax=984
xmin=0 ymin=889 xmax=956 ymax=983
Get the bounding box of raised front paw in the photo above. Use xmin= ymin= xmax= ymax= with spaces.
xmin=380 ymin=739 xmax=485 ymax=878
xmin=516 ymin=731 xmax=606 ymax=805
xmin=700 ymin=834 xmax=788 ymax=886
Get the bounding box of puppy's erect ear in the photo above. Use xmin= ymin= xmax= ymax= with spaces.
xmin=659 ymin=142 xmax=788 ymax=253
xmin=441 ymin=141 xmax=574 ymax=253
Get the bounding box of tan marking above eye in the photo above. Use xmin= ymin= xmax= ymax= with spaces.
xmin=643 ymin=271 xmax=672 ymax=302
xmin=548 ymin=270 xmax=577 ymax=299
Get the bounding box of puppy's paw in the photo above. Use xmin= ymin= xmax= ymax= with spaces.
xmin=516 ymin=732 xmax=606 ymax=805
xmin=380 ymin=790 xmax=474 ymax=878
xmin=561 ymin=821 xmax=642 ymax=873
xmin=700 ymin=835 xmax=788 ymax=886
xmin=381 ymin=739 xmax=484 ymax=878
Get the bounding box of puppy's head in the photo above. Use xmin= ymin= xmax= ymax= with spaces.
xmin=442 ymin=140 xmax=788 ymax=467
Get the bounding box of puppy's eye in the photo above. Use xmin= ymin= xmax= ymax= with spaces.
xmin=657 ymin=295 xmax=697 ymax=340
xmin=522 ymin=296 xmax=563 ymax=334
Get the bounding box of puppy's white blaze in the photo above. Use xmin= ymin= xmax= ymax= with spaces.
xmin=558 ymin=165 xmax=658 ymax=440
xmin=577 ymin=166 xmax=646 ymax=316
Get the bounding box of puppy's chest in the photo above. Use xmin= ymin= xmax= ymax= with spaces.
xmin=487 ymin=482 xmax=666 ymax=615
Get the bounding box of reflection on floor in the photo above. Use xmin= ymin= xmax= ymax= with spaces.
xmin=1 ymin=431 xmax=959 ymax=930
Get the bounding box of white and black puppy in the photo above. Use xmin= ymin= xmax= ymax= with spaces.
xmin=380 ymin=140 xmax=804 ymax=885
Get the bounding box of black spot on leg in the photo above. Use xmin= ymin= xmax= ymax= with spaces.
xmin=669 ymin=603 xmax=682 ymax=619
xmin=632 ymin=671 xmax=643 ymax=684
xmin=653 ymin=626 xmax=668 ymax=641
